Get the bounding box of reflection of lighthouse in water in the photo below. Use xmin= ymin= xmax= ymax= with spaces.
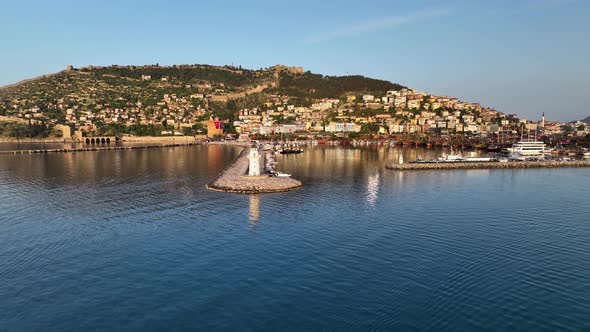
xmin=249 ymin=194 xmax=260 ymax=226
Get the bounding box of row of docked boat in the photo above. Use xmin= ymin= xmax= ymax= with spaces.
xmin=410 ymin=139 xmax=590 ymax=164
xmin=272 ymin=142 xmax=304 ymax=154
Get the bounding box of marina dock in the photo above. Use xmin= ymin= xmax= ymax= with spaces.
xmin=207 ymin=147 xmax=302 ymax=194
xmin=386 ymin=160 xmax=590 ymax=171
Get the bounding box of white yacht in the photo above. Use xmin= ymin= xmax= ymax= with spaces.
xmin=436 ymin=147 xmax=463 ymax=162
xmin=506 ymin=140 xmax=546 ymax=157
xmin=412 ymin=148 xmax=498 ymax=163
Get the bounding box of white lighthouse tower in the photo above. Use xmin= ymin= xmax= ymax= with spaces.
xmin=248 ymin=145 xmax=260 ymax=176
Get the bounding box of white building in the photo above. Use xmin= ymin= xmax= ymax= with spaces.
xmin=248 ymin=146 xmax=260 ymax=176
xmin=325 ymin=122 xmax=360 ymax=133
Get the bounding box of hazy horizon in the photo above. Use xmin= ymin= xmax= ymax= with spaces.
xmin=1 ymin=0 xmax=588 ymax=122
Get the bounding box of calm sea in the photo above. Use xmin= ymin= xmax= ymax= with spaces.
xmin=1 ymin=145 xmax=589 ymax=331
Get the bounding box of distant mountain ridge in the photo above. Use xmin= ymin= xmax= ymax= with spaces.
xmin=581 ymin=115 xmax=590 ymax=124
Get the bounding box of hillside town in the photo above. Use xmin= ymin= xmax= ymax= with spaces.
xmin=0 ymin=65 xmax=588 ymax=142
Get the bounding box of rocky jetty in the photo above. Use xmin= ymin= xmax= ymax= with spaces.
xmin=207 ymin=148 xmax=302 ymax=194
xmin=386 ymin=160 xmax=590 ymax=171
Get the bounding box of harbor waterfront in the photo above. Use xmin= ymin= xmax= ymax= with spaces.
xmin=1 ymin=145 xmax=590 ymax=331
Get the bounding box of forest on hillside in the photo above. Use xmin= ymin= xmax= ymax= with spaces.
xmin=82 ymin=65 xmax=271 ymax=87
xmin=270 ymin=72 xmax=405 ymax=99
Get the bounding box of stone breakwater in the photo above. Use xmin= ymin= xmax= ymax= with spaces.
xmin=386 ymin=160 xmax=590 ymax=171
xmin=0 ymin=143 xmax=201 ymax=155
xmin=207 ymin=148 xmax=302 ymax=194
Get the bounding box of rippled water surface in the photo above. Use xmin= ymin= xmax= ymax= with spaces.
xmin=1 ymin=145 xmax=589 ymax=331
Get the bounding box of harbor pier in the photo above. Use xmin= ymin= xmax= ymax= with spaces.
xmin=386 ymin=160 xmax=590 ymax=171
xmin=0 ymin=142 xmax=202 ymax=155
xmin=207 ymin=147 xmax=302 ymax=194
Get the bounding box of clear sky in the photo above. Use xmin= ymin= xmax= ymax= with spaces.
xmin=1 ymin=0 xmax=588 ymax=121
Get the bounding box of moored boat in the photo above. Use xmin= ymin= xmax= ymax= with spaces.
xmin=486 ymin=145 xmax=502 ymax=152
xmin=505 ymin=140 xmax=546 ymax=157
xmin=280 ymin=142 xmax=304 ymax=154
xmin=270 ymin=172 xmax=291 ymax=177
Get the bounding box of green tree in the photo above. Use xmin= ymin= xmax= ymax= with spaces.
xmin=360 ymin=123 xmax=380 ymax=134
xmin=562 ymin=125 xmax=574 ymax=134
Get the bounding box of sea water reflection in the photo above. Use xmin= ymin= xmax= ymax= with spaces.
xmin=1 ymin=144 xmax=589 ymax=331
xmin=249 ymin=194 xmax=260 ymax=226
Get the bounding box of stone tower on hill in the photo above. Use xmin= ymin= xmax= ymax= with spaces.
xmin=273 ymin=65 xmax=304 ymax=75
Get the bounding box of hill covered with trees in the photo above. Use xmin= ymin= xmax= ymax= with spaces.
xmin=272 ymin=72 xmax=405 ymax=99
xmin=83 ymin=64 xmax=272 ymax=88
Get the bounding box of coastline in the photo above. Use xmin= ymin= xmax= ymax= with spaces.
xmin=0 ymin=135 xmax=200 ymax=144
xmin=0 ymin=142 xmax=203 ymax=155
xmin=120 ymin=136 xmax=200 ymax=144
xmin=0 ymin=138 xmax=72 ymax=143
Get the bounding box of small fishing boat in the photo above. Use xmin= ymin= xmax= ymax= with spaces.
xmin=273 ymin=172 xmax=291 ymax=177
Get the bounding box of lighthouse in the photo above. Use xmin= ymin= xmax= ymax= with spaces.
xmin=248 ymin=145 xmax=260 ymax=176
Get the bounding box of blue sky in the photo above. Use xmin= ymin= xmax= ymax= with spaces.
xmin=1 ymin=0 xmax=588 ymax=121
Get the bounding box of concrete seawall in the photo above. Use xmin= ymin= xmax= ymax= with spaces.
xmin=121 ymin=136 xmax=200 ymax=144
xmin=207 ymin=148 xmax=302 ymax=194
xmin=0 ymin=142 xmax=201 ymax=155
xmin=386 ymin=160 xmax=590 ymax=171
